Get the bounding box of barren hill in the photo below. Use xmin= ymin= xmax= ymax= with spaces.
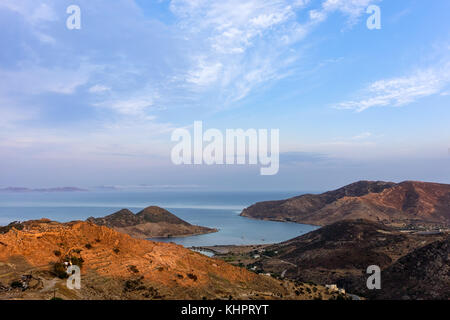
xmin=241 ymin=181 xmax=450 ymax=227
xmin=0 ymin=219 xmax=341 ymax=300
xmin=87 ymin=206 xmax=217 ymax=239
xmin=373 ymin=237 xmax=450 ymax=300
xmin=245 ymin=219 xmax=449 ymax=300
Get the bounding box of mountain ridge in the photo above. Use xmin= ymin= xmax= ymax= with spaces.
xmin=240 ymin=180 xmax=450 ymax=227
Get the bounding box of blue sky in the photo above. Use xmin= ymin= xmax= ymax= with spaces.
xmin=0 ymin=0 xmax=450 ymax=191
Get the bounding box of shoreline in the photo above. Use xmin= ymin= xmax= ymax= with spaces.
xmin=147 ymin=227 xmax=219 ymax=240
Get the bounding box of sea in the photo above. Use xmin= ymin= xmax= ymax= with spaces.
xmin=0 ymin=190 xmax=319 ymax=248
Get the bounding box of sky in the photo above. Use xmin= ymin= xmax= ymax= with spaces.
xmin=0 ymin=0 xmax=450 ymax=191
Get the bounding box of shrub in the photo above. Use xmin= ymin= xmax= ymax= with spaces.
xmin=187 ymin=273 xmax=197 ymax=281
xmin=10 ymin=280 xmax=23 ymax=289
xmin=128 ymin=265 xmax=139 ymax=273
xmin=113 ymin=248 xmax=120 ymax=254
xmin=85 ymin=243 xmax=93 ymax=249
xmin=263 ymin=250 xmax=277 ymax=257
xmin=53 ymin=263 xmax=68 ymax=279
xmin=70 ymin=256 xmax=84 ymax=268
xmin=53 ymin=250 xmax=61 ymax=257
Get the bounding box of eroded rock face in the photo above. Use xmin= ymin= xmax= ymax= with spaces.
xmin=241 ymin=181 xmax=450 ymax=227
xmin=87 ymin=206 xmax=217 ymax=239
xmin=0 ymin=219 xmax=335 ymax=300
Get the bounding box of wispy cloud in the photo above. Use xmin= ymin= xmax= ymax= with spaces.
xmin=0 ymin=0 xmax=58 ymax=25
xmin=89 ymin=85 xmax=111 ymax=94
xmin=334 ymin=63 xmax=450 ymax=112
xmin=351 ymin=132 xmax=372 ymax=140
xmin=93 ymin=94 xmax=158 ymax=117
xmin=169 ymin=0 xmax=379 ymax=105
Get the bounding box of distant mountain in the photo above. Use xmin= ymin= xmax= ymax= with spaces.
xmin=0 ymin=187 xmax=87 ymax=193
xmin=241 ymin=181 xmax=450 ymax=227
xmin=87 ymin=206 xmax=217 ymax=239
xmin=250 ymin=219 xmax=449 ymax=300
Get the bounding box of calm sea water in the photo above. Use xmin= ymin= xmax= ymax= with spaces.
xmin=0 ymin=190 xmax=318 ymax=247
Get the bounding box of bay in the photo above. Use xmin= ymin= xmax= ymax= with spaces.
xmin=0 ymin=190 xmax=319 ymax=247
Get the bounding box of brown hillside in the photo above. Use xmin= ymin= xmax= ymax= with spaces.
xmin=246 ymin=219 xmax=448 ymax=300
xmin=0 ymin=219 xmax=339 ymax=300
xmin=241 ymin=181 xmax=450 ymax=227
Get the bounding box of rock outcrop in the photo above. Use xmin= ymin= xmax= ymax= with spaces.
xmin=87 ymin=206 xmax=217 ymax=239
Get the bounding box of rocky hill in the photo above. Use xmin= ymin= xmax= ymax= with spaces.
xmin=87 ymin=206 xmax=217 ymax=239
xmin=241 ymin=181 xmax=450 ymax=227
xmin=373 ymin=237 xmax=449 ymax=300
xmin=0 ymin=219 xmax=343 ymax=300
xmin=245 ymin=219 xmax=449 ymax=300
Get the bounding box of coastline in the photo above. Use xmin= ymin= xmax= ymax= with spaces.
xmin=147 ymin=227 xmax=219 ymax=240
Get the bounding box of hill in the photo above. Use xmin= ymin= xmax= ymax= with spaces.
xmin=241 ymin=181 xmax=450 ymax=227
xmin=0 ymin=219 xmax=343 ymax=300
xmin=87 ymin=206 xmax=217 ymax=239
xmin=241 ymin=220 xmax=448 ymax=299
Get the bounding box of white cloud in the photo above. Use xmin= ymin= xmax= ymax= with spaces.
xmin=89 ymin=84 xmax=111 ymax=94
xmin=0 ymin=1 xmax=59 ymax=44
xmin=0 ymin=1 xmax=58 ymax=25
xmin=169 ymin=0 xmax=380 ymax=105
xmin=94 ymin=93 xmax=158 ymax=117
xmin=335 ymin=64 xmax=450 ymax=112
xmin=169 ymin=0 xmax=305 ymax=103
xmin=351 ymin=132 xmax=372 ymax=140
xmin=322 ymin=0 xmax=379 ymax=20
xmin=186 ymin=60 xmax=223 ymax=86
